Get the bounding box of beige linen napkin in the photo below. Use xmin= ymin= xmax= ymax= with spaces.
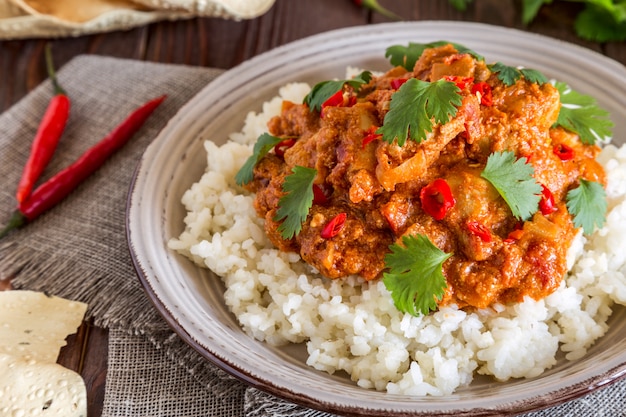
xmin=0 ymin=0 xmax=275 ymax=39
xmin=0 ymin=55 xmax=624 ymax=417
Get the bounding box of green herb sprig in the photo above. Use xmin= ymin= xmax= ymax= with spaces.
xmin=273 ymin=166 xmax=317 ymax=239
xmin=566 ymin=178 xmax=607 ymax=234
xmin=303 ymin=71 xmax=372 ymax=112
xmin=480 ymin=151 xmax=543 ymax=221
xmin=553 ymin=81 xmax=614 ymax=145
xmin=383 ymin=234 xmax=451 ymax=316
xmin=235 ymin=133 xmax=284 ymax=186
xmin=448 ymin=0 xmax=626 ymax=42
xmin=377 ymin=78 xmax=462 ymax=145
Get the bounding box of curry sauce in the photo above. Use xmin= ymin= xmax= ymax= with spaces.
xmin=244 ymin=44 xmax=606 ymax=310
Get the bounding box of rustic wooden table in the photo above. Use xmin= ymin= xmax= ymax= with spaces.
xmin=1 ymin=1 xmax=625 ymax=415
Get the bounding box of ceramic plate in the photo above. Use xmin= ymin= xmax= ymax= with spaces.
xmin=127 ymin=21 xmax=626 ymax=416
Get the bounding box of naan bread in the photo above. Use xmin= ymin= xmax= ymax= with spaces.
xmin=13 ymin=0 xmax=148 ymax=23
xmin=0 ymin=0 xmax=275 ymax=39
xmin=0 ymin=290 xmax=88 ymax=417
xmin=131 ymin=0 xmax=275 ymax=19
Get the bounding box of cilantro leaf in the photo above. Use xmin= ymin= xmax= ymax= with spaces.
xmin=522 ymin=0 xmax=552 ymax=24
xmin=273 ymin=166 xmax=317 ymax=239
xmin=377 ymin=78 xmax=462 ymax=146
xmin=383 ymin=234 xmax=451 ymax=316
xmin=574 ymin=3 xmax=626 ymax=42
xmin=448 ymin=0 xmax=474 ymax=11
xmin=480 ymin=151 xmax=542 ymax=221
xmin=303 ymin=71 xmax=372 ymax=112
xmin=566 ymin=179 xmax=607 ymax=235
xmin=385 ymin=41 xmax=483 ymax=71
xmin=488 ymin=62 xmax=548 ymax=86
xmin=235 ymin=133 xmax=284 ymax=186
xmin=553 ymin=81 xmax=613 ymax=145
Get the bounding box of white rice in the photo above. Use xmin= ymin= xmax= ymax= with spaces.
xmin=168 ymin=82 xmax=626 ymax=396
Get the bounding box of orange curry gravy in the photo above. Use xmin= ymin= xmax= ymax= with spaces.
xmin=245 ymin=44 xmax=606 ymax=310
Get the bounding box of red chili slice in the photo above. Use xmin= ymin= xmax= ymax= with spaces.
xmin=390 ymin=78 xmax=408 ymax=90
xmin=274 ymin=138 xmax=296 ymax=158
xmin=471 ymin=81 xmax=493 ymax=106
xmin=504 ymin=228 xmax=524 ymax=243
xmin=443 ymin=75 xmax=474 ymax=90
xmin=320 ymin=212 xmax=347 ymax=239
xmin=322 ymin=90 xmax=344 ymax=110
xmin=553 ymin=143 xmax=575 ymax=161
xmin=362 ymin=126 xmax=382 ymax=148
xmin=312 ymin=184 xmax=328 ymax=204
xmin=420 ymin=178 xmax=456 ymax=220
xmin=539 ymin=184 xmax=558 ymax=215
xmin=466 ymin=221 xmax=492 ymax=242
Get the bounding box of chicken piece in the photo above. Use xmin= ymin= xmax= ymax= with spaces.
xmin=375 ymin=94 xmax=481 ymax=191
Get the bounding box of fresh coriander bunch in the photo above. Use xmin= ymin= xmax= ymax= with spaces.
xmin=449 ymin=0 xmax=626 ymax=42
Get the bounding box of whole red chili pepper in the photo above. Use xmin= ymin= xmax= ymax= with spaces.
xmin=321 ymin=212 xmax=347 ymax=239
xmin=539 ymin=184 xmax=558 ymax=215
xmin=553 ymin=143 xmax=575 ymax=161
xmin=466 ymin=221 xmax=492 ymax=242
xmin=0 ymin=95 xmax=166 ymax=239
xmin=16 ymin=44 xmax=71 ymax=204
xmin=420 ymin=178 xmax=455 ymax=220
xmin=352 ymin=0 xmax=402 ymax=20
xmin=471 ymin=82 xmax=493 ymax=106
xmin=274 ymin=138 xmax=296 ymax=158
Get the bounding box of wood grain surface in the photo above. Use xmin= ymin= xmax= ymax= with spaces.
xmin=1 ymin=1 xmax=625 ymax=415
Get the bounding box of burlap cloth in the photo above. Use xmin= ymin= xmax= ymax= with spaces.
xmin=0 ymin=55 xmax=624 ymax=416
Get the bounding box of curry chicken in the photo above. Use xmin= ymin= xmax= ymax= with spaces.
xmin=243 ymin=44 xmax=606 ymax=310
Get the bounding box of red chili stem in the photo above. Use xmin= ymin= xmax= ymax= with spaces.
xmin=1 ymin=95 xmax=166 ymax=239
xmin=15 ymin=44 xmax=70 ymax=204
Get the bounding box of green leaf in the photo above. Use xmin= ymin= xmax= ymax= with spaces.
xmin=376 ymin=78 xmax=462 ymax=146
xmin=447 ymin=0 xmax=474 ymax=11
xmin=566 ymin=179 xmax=607 ymax=235
xmin=383 ymin=234 xmax=451 ymax=316
xmin=303 ymin=71 xmax=372 ymax=112
xmin=520 ymin=68 xmax=549 ymax=85
xmin=273 ymin=166 xmax=317 ymax=239
xmin=235 ymin=133 xmax=284 ymax=186
xmin=488 ymin=62 xmax=548 ymax=87
xmin=480 ymin=151 xmax=542 ymax=221
xmin=553 ymin=81 xmax=614 ymax=145
xmin=574 ymin=4 xmax=626 ymax=42
xmin=385 ymin=41 xmax=484 ymax=71
xmin=522 ymin=0 xmax=552 ymax=24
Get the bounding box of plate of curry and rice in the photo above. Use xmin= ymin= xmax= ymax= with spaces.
xmin=127 ymin=21 xmax=626 ymax=416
